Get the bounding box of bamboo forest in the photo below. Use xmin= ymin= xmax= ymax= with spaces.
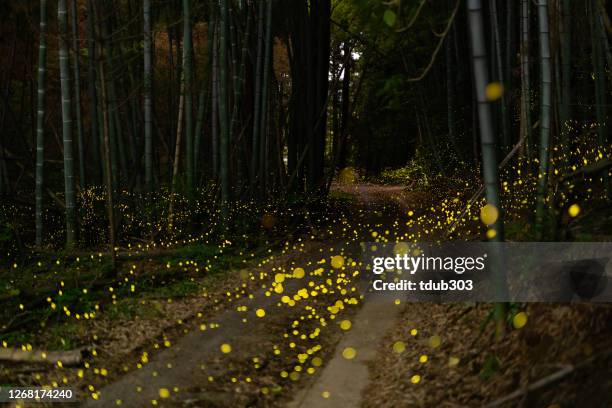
xmin=0 ymin=0 xmax=611 ymax=406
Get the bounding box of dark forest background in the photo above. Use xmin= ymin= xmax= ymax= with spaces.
xmin=0 ymin=0 xmax=609 ymax=253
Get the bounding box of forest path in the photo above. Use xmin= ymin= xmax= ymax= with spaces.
xmin=81 ymin=182 xmax=423 ymax=408
xmin=288 ymin=183 xmax=416 ymax=408
xmin=287 ymin=294 xmax=408 ymax=408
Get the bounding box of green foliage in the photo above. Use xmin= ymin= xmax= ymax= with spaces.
xmin=46 ymin=324 xmax=81 ymax=351
xmin=106 ymin=299 xmax=164 ymax=321
xmin=503 ymin=220 xmax=534 ymax=241
xmin=376 ymin=153 xmax=432 ymax=188
xmin=53 ymin=287 xmax=95 ymax=316
xmin=480 ymin=354 xmax=502 ymax=380
xmin=154 ymin=280 xmax=200 ymax=298
xmin=383 ymin=9 xmax=397 ymax=27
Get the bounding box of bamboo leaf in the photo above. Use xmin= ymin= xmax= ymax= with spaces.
xmin=383 ymin=9 xmax=397 ymax=27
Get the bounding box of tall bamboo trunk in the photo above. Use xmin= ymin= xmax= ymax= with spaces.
xmin=194 ymin=19 xmax=215 ymax=179
xmin=590 ymin=0 xmax=610 ymax=199
xmin=559 ymin=0 xmax=571 ymax=162
xmin=35 ymin=0 xmax=48 ymax=247
xmin=520 ymin=0 xmax=531 ymax=158
xmin=71 ymin=0 xmax=85 ymax=188
xmin=230 ymin=9 xmax=251 ymax=136
xmin=490 ymin=0 xmax=510 ymax=149
xmin=338 ymin=42 xmax=351 ymax=170
xmin=102 ymin=14 xmax=120 ymax=189
xmin=86 ymin=0 xmax=101 ymax=185
xmin=143 ymin=0 xmax=153 ymax=191
xmin=58 ymin=0 xmax=77 ymax=247
xmin=183 ymin=0 xmax=194 ymax=194
xmin=218 ymin=0 xmax=231 ymax=216
xmin=171 ymin=84 xmax=185 ymax=190
xmin=211 ymin=25 xmax=219 ymax=178
xmin=251 ymin=0 xmax=265 ymax=186
xmin=505 ymin=0 xmax=514 ymax=145
xmin=534 ymin=0 xmax=553 ymax=240
xmin=467 ymin=0 xmax=506 ymax=338
xmin=445 ymin=15 xmax=456 ymax=154
xmin=259 ymin=0 xmax=273 ymax=192
xmin=96 ymin=0 xmax=116 ymax=268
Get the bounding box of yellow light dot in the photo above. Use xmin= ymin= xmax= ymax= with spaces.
xmin=485 ymin=82 xmax=504 ymax=101
xmin=322 ymin=391 xmax=331 ymax=399
xmin=393 ymin=341 xmax=406 ymax=354
xmin=158 ymin=388 xmax=170 ymax=399
xmin=293 ymin=267 xmax=305 ymax=278
xmin=513 ymin=312 xmax=528 ymax=329
xmin=342 ymin=347 xmax=356 ymax=360
xmin=394 ymin=242 xmax=409 ymax=255
xmin=480 ymin=203 xmax=499 ymax=225
xmin=428 ymin=335 xmax=441 ymax=348
xmin=340 ymin=320 xmax=352 ymax=330
xmin=220 ymin=343 xmax=232 ymax=353
xmin=331 ymin=255 xmax=344 ymax=269
xmin=410 ymin=329 xmax=418 ymax=336
xmin=568 ymin=204 xmax=580 ymax=218
xmin=411 ymin=374 xmax=421 ymax=384
xmin=312 ymin=357 xmax=323 ymax=367
xmin=256 ymin=309 xmax=266 ymax=318
xmin=486 ymin=228 xmax=497 ymax=239
xmin=419 ymin=355 xmax=428 ymax=363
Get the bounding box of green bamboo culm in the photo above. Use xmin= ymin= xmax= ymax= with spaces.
xmin=520 ymin=0 xmax=531 ymax=158
xmin=96 ymin=0 xmax=117 ymax=268
xmin=230 ymin=7 xmax=251 ymax=141
xmin=71 ymin=0 xmax=85 ymax=188
xmin=489 ymin=0 xmax=510 ymax=150
xmin=251 ymin=0 xmax=265 ymax=187
xmin=467 ymin=0 xmax=507 ymax=338
xmin=218 ymin=0 xmax=231 ymax=217
xmin=143 ymin=0 xmax=153 ymax=192
xmin=467 ymin=0 xmax=505 ymax=242
xmin=590 ymin=0 xmax=610 ymax=199
xmin=559 ymin=0 xmax=571 ymax=166
xmin=211 ymin=24 xmax=219 ymax=178
xmin=35 ymin=0 xmax=48 ymax=248
xmin=228 ymin=8 xmax=239 ymax=139
xmin=58 ymin=0 xmax=77 ymax=247
xmin=183 ymin=0 xmax=194 ymax=195
xmin=101 ymin=15 xmax=120 ymax=190
xmin=259 ymin=0 xmax=273 ymax=190
xmin=194 ymin=17 xmax=215 ymax=179
xmin=86 ymin=0 xmax=101 ymax=185
xmin=534 ymin=0 xmax=552 ymax=240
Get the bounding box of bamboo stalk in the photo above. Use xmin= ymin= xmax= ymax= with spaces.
xmin=58 ymin=0 xmax=77 ymax=247
xmin=35 ymin=0 xmax=47 ymax=247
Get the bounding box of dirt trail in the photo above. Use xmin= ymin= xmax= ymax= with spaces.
xmin=84 ymin=280 xmax=298 ymax=407
xmin=287 ymin=184 xmax=418 ymax=408
xmin=288 ymin=295 xmax=408 ymax=408
xmin=80 ymin=183 xmax=423 ymax=407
